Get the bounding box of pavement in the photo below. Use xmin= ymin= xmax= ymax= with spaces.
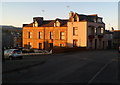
xmin=22 ymin=52 xmax=52 ymax=55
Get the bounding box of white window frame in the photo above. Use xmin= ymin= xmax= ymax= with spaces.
xmin=73 ymin=27 xmax=78 ymax=36
xmin=38 ymin=32 xmax=43 ymax=39
xmin=50 ymin=32 xmax=53 ymax=39
xmin=60 ymin=32 xmax=65 ymax=40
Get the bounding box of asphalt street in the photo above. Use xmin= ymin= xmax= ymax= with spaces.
xmin=2 ymin=50 xmax=119 ymax=85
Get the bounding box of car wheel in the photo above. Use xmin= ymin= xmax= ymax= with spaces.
xmin=9 ymin=56 xmax=13 ymax=60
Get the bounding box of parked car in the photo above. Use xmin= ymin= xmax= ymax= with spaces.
xmin=4 ymin=49 xmax=23 ymax=60
xmin=118 ymin=46 xmax=120 ymax=53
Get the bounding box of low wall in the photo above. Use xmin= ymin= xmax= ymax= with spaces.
xmin=52 ymin=47 xmax=88 ymax=53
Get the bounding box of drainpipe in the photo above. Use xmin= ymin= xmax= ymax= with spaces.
xmin=44 ymin=27 xmax=45 ymax=50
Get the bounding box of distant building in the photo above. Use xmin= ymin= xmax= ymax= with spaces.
xmin=104 ymin=30 xmax=113 ymax=49
xmin=23 ymin=11 xmax=107 ymax=50
xmin=112 ymin=30 xmax=120 ymax=48
xmin=2 ymin=26 xmax=22 ymax=49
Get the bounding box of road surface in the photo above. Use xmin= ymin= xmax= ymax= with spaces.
xmin=2 ymin=50 xmax=119 ymax=85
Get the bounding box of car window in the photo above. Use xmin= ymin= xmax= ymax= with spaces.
xmin=8 ymin=50 xmax=13 ymax=53
xmin=14 ymin=50 xmax=22 ymax=53
xmin=4 ymin=50 xmax=9 ymax=54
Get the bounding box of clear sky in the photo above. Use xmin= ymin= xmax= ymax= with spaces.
xmin=1 ymin=2 xmax=118 ymax=30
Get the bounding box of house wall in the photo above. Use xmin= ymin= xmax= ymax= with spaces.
xmin=23 ymin=12 xmax=106 ymax=50
xmin=23 ymin=22 xmax=106 ymax=50
xmin=87 ymin=22 xmax=106 ymax=49
xmin=67 ymin=21 xmax=87 ymax=47
xmin=23 ymin=27 xmax=67 ymax=50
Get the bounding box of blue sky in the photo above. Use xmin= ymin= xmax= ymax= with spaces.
xmin=1 ymin=2 xmax=118 ymax=30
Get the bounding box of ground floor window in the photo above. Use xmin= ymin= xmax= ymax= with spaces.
xmin=28 ymin=42 xmax=32 ymax=49
xmin=38 ymin=43 xmax=42 ymax=49
xmin=60 ymin=44 xmax=64 ymax=47
xmin=73 ymin=40 xmax=77 ymax=47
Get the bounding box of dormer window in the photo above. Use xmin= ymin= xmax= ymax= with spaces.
xmin=74 ymin=15 xmax=79 ymax=22
xmin=97 ymin=18 xmax=102 ymax=23
xmin=56 ymin=21 xmax=59 ymax=27
xmin=54 ymin=20 xmax=60 ymax=27
xmin=101 ymin=28 xmax=104 ymax=34
xmin=34 ymin=21 xmax=38 ymax=27
xmin=93 ymin=18 xmax=96 ymax=22
xmin=74 ymin=16 xmax=77 ymax=22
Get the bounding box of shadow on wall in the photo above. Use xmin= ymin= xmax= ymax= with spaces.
xmin=24 ymin=44 xmax=31 ymax=49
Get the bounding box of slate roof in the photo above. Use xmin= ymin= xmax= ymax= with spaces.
xmin=23 ymin=12 xmax=104 ymax=27
xmin=23 ymin=19 xmax=68 ymax=27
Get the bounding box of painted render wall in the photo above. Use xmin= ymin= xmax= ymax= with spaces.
xmin=67 ymin=21 xmax=87 ymax=47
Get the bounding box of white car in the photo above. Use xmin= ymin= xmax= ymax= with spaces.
xmin=4 ymin=49 xmax=23 ymax=60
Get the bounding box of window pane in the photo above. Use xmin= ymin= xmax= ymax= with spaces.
xmin=28 ymin=32 xmax=30 ymax=38
xmin=38 ymin=32 xmax=42 ymax=39
xmin=73 ymin=27 xmax=78 ymax=35
xmin=73 ymin=40 xmax=77 ymax=47
xmin=50 ymin=32 xmax=53 ymax=39
xmin=38 ymin=43 xmax=42 ymax=49
xmin=60 ymin=32 xmax=65 ymax=40
xmin=60 ymin=44 xmax=64 ymax=47
xmin=28 ymin=32 xmax=32 ymax=38
xmin=101 ymin=28 xmax=104 ymax=34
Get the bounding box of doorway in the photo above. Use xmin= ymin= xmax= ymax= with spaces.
xmin=103 ymin=41 xmax=104 ymax=49
xmin=49 ymin=43 xmax=53 ymax=49
xmin=95 ymin=39 xmax=97 ymax=49
xmin=39 ymin=43 xmax=42 ymax=49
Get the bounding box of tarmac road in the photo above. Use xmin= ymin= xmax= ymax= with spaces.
xmin=2 ymin=50 xmax=119 ymax=85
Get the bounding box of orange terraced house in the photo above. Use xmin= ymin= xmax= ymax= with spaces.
xmin=23 ymin=11 xmax=107 ymax=50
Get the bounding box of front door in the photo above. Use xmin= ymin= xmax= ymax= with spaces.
xmin=103 ymin=41 xmax=104 ymax=49
xmin=95 ymin=39 xmax=97 ymax=49
xmin=49 ymin=43 xmax=53 ymax=49
xmin=39 ymin=43 xmax=42 ymax=49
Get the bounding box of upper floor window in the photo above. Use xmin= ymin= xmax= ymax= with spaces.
xmin=101 ymin=28 xmax=104 ymax=34
xmin=73 ymin=27 xmax=78 ymax=36
xmin=38 ymin=32 xmax=43 ymax=39
xmin=50 ymin=32 xmax=53 ymax=39
xmin=60 ymin=32 xmax=65 ymax=40
xmin=88 ymin=26 xmax=95 ymax=35
xmin=94 ymin=28 xmax=97 ymax=35
xmin=28 ymin=32 xmax=32 ymax=38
